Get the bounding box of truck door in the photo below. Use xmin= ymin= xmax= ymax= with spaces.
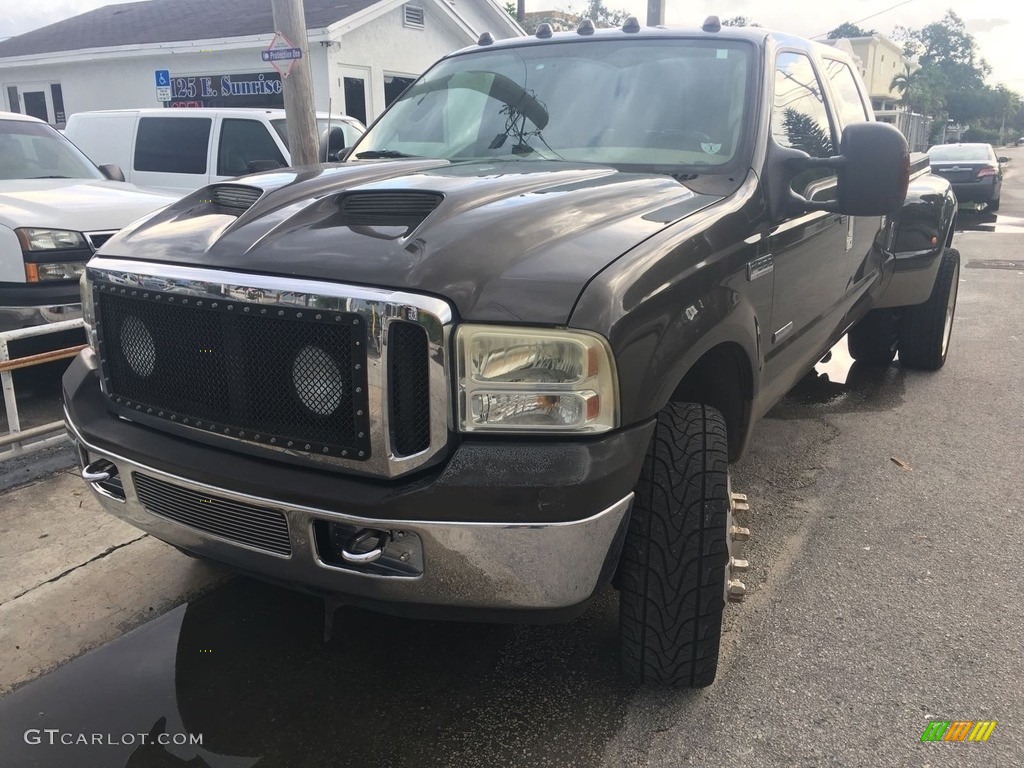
xmin=763 ymin=51 xmax=847 ymax=388
xmin=820 ymin=57 xmax=890 ymax=325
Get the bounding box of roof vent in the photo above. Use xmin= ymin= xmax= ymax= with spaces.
xmin=403 ymin=5 xmax=425 ymax=28
xmin=535 ymin=22 xmax=553 ymax=39
xmin=210 ymin=184 xmax=262 ymax=212
xmin=577 ymin=18 xmax=595 ymax=35
xmin=622 ymin=16 xmax=641 ymax=33
xmin=477 ymin=31 xmax=494 ymax=45
xmin=702 ymin=15 xmax=721 ymax=33
xmin=336 ymin=191 xmax=443 ymax=229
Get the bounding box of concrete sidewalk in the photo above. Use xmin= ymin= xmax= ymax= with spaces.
xmin=0 ymin=469 xmax=227 ymax=695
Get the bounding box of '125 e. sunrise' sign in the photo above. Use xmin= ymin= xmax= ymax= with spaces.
xmin=167 ymin=72 xmax=284 ymax=108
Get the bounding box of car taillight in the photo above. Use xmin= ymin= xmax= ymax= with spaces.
xmin=977 ymin=166 xmax=998 ymax=178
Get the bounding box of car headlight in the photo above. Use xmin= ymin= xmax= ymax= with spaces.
xmin=25 ymin=261 xmax=88 ymax=282
xmin=456 ymin=325 xmax=618 ymax=433
xmin=15 ymin=228 xmax=87 ymax=251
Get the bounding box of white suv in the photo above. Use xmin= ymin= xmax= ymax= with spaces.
xmin=0 ymin=111 xmax=176 ymax=336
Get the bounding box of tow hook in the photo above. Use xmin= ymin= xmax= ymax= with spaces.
xmin=340 ymin=528 xmax=390 ymax=564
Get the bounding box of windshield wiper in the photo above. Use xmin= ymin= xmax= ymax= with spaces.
xmin=355 ymin=149 xmax=419 ymax=159
xmin=30 ymin=175 xmax=72 ymax=179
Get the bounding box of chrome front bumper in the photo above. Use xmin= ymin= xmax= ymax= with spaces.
xmin=0 ymin=303 xmax=82 ymax=334
xmin=66 ymin=413 xmax=633 ymax=612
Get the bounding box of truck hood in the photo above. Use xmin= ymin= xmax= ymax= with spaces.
xmin=103 ymin=160 xmax=722 ymax=323
xmin=0 ymin=179 xmax=177 ymax=232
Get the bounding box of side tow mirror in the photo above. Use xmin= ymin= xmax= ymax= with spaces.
xmin=833 ymin=122 xmax=910 ymax=216
xmin=98 ymin=163 xmax=125 ymax=182
xmin=997 ymin=156 xmax=1010 ymax=164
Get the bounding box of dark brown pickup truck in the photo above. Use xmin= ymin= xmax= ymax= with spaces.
xmin=65 ymin=17 xmax=957 ymax=688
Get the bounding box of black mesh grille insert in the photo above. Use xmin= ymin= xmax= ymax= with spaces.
xmin=95 ymin=285 xmax=370 ymax=459
xmin=337 ymin=191 xmax=442 ymax=227
xmin=388 ymin=321 xmax=430 ymax=456
xmin=133 ymin=473 xmax=291 ymax=556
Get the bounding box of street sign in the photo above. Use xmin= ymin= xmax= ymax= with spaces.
xmin=155 ymin=70 xmax=170 ymax=88
xmin=263 ymin=32 xmax=302 ymax=78
xmin=262 ymin=47 xmax=302 ymax=62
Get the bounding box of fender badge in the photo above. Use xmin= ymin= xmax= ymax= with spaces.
xmin=747 ymin=255 xmax=773 ymax=281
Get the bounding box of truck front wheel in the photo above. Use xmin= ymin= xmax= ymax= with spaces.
xmin=618 ymin=402 xmax=730 ymax=687
xmin=899 ymin=248 xmax=960 ymax=371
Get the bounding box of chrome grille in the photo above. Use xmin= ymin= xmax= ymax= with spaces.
xmin=133 ymin=473 xmax=291 ymax=556
xmin=87 ymin=258 xmax=452 ymax=479
xmin=84 ymin=231 xmax=116 ymax=252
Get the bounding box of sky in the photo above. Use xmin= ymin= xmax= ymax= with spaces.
xmin=2 ymin=0 xmax=1023 ymax=90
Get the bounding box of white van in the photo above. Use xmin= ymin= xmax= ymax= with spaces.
xmin=64 ymin=109 xmax=365 ymax=194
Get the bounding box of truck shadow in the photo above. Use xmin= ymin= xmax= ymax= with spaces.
xmin=768 ymin=337 xmax=905 ymax=419
xmin=0 ymin=578 xmax=632 ymax=768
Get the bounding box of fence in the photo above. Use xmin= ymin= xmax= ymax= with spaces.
xmin=0 ymin=319 xmax=85 ymax=459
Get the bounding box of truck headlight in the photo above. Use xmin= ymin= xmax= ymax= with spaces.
xmin=456 ymin=325 xmax=618 ymax=433
xmin=80 ymin=272 xmax=99 ymax=354
xmin=15 ymin=228 xmax=87 ymax=251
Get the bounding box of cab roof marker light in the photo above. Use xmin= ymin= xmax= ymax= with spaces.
xmin=703 ymin=15 xmax=722 ymax=33
xmin=535 ymin=23 xmax=553 ymax=39
xmin=622 ymin=16 xmax=641 ymax=33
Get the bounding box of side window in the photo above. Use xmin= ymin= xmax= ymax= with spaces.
xmin=822 ymin=59 xmax=870 ymax=127
xmin=134 ymin=117 xmax=211 ymax=174
xmin=772 ymin=52 xmax=836 ymax=201
xmin=217 ymin=119 xmax=286 ymax=176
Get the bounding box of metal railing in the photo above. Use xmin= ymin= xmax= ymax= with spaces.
xmin=1 ymin=319 xmax=85 ymax=459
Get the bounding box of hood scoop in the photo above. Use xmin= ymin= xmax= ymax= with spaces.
xmin=336 ymin=191 xmax=443 ymax=228
xmin=210 ymin=184 xmax=263 ymax=212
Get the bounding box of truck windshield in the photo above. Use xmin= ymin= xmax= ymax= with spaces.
xmin=0 ymin=119 xmax=104 ymax=181
xmin=352 ymin=39 xmax=752 ymax=171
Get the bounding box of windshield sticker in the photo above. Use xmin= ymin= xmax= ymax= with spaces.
xmin=701 ymin=141 xmax=723 ymax=154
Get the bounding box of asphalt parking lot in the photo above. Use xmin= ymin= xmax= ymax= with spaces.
xmin=1 ymin=148 xmax=1021 ymax=767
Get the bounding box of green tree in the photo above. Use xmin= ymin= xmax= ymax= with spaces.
xmin=826 ymin=22 xmax=875 ymax=39
xmin=579 ymin=0 xmax=628 ymax=28
xmin=722 ymin=16 xmax=761 ymax=28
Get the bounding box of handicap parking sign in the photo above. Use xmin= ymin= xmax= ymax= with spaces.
xmin=155 ymin=70 xmax=170 ymax=88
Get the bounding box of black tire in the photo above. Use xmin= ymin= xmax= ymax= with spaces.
xmin=618 ymin=402 xmax=729 ymax=688
xmin=899 ymin=248 xmax=960 ymax=371
xmin=847 ymin=309 xmax=900 ymax=365
xmin=988 ymin=197 xmax=1000 ymax=212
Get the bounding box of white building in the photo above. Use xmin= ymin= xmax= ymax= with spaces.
xmin=820 ymin=34 xmax=931 ymax=151
xmin=0 ymin=0 xmax=523 ymax=128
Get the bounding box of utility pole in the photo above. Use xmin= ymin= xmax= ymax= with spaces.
xmin=271 ymin=0 xmax=319 ymax=166
xmin=646 ymin=0 xmax=664 ymax=26
xmin=517 ymin=0 xmax=525 ymax=23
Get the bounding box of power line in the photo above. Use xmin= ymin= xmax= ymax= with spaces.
xmin=812 ymin=0 xmax=919 ymax=39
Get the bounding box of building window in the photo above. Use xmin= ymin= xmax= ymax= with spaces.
xmin=384 ymin=74 xmax=416 ymax=107
xmin=403 ymin=5 xmax=425 ymax=28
